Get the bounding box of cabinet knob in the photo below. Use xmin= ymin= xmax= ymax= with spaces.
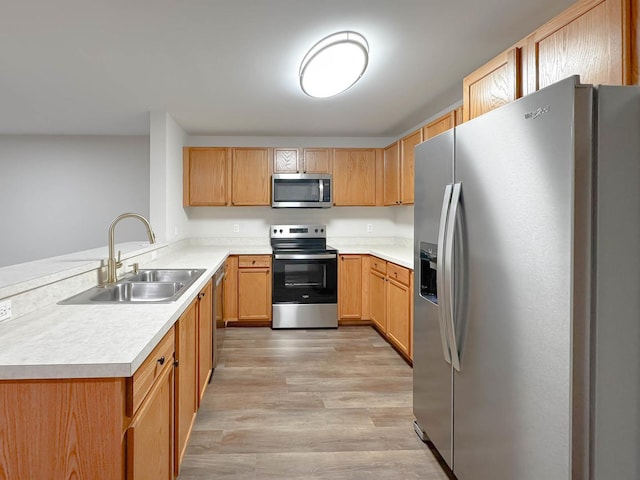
xmin=157 ymin=356 xmax=165 ymax=366
xmin=252 ymin=260 xmax=256 ymax=264
xmin=198 ymin=292 xmax=205 ymax=299
xmin=173 ymin=360 xmax=179 ymax=368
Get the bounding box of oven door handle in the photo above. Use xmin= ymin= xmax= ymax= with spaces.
xmin=274 ymin=253 xmax=337 ymax=260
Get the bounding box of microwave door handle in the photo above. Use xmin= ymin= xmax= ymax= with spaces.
xmin=319 ymin=179 xmax=324 ymax=202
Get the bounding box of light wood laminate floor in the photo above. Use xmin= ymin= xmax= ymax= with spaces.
xmin=177 ymin=326 xmax=449 ymax=480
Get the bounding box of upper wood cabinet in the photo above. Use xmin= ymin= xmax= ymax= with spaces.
xmin=183 ymin=147 xmax=229 ymax=206
xmin=231 ymin=147 xmax=271 ymax=206
xmin=423 ymin=107 xmax=463 ymax=139
xmin=383 ymin=142 xmax=400 ymax=206
xmin=463 ymin=0 xmax=636 ymax=122
xmin=526 ymin=0 xmax=631 ymax=92
xmin=463 ymin=47 xmax=522 ymax=122
xmin=273 ymin=148 xmax=333 ymax=174
xmin=333 ymin=149 xmax=379 ymax=206
xmin=399 ymin=129 xmax=422 ymax=205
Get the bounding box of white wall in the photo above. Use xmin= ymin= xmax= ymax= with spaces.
xmin=0 ymin=135 xmax=149 ymax=267
xmin=393 ymin=206 xmax=414 ymax=240
xmin=187 ymin=206 xmax=398 ymax=240
xmin=150 ymin=112 xmax=189 ymax=243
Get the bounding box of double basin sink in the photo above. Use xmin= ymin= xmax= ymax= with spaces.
xmin=59 ymin=269 xmax=206 ymax=305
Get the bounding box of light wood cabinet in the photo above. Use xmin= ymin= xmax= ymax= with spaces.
xmin=463 ymin=0 xmax=637 ymax=122
xmin=386 ymin=264 xmax=412 ymax=359
xmin=423 ymin=107 xmax=463 ymax=139
xmin=384 ymin=130 xmax=421 ymax=206
xmin=399 ymin=130 xmax=422 ymax=205
xmin=333 ymin=149 xmax=379 ymax=206
xmin=526 ymin=0 xmax=630 ymax=92
xmin=463 ymin=47 xmax=522 ymax=122
xmin=175 ymin=302 xmax=198 ymax=475
xmin=368 ymin=256 xmax=413 ymax=361
xmin=197 ymin=279 xmax=213 ymax=405
xmin=126 ymin=359 xmax=174 ymax=480
xmin=183 ymin=147 xmax=230 ymax=206
xmin=224 ymin=255 xmax=239 ymax=323
xmin=338 ymin=254 xmax=363 ymax=320
xmin=383 ymin=142 xmax=400 ymax=206
xmin=273 ymin=148 xmax=332 ymax=174
xmin=237 ymin=255 xmax=272 ymax=324
xmin=231 ymin=147 xmax=271 ymax=206
xmin=0 ymin=327 xmax=179 ymax=480
xmin=369 ymin=268 xmax=387 ymax=332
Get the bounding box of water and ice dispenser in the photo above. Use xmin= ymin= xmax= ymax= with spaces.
xmin=419 ymin=242 xmax=438 ymax=304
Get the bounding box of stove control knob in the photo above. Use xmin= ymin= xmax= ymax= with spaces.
xmin=321 ymin=228 xmax=324 ymax=233
xmin=315 ymin=228 xmax=318 ymax=233
xmin=279 ymin=229 xmax=283 ymax=233
xmin=273 ymin=229 xmax=277 ymax=234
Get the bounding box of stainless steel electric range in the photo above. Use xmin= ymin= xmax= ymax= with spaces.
xmin=271 ymin=224 xmax=338 ymax=329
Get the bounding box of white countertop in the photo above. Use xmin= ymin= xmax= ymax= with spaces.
xmin=0 ymin=246 xmax=229 ymax=380
xmin=0 ymin=241 xmax=412 ymax=381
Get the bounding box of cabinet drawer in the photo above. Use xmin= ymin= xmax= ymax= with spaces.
xmin=370 ymin=257 xmax=387 ymax=275
xmin=387 ymin=263 xmax=410 ymax=286
xmin=238 ymin=255 xmax=271 ymax=268
xmin=128 ymin=328 xmax=175 ymax=416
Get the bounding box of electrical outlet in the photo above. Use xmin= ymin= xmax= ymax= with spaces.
xmin=366 ymin=223 xmax=373 ymax=233
xmin=233 ymin=224 xmax=240 ymax=233
xmin=0 ymin=300 xmax=12 ymax=322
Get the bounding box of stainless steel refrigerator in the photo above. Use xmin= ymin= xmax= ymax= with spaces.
xmin=413 ymin=76 xmax=640 ymax=480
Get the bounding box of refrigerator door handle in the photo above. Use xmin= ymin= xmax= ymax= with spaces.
xmin=436 ymin=184 xmax=453 ymax=365
xmin=445 ymin=182 xmax=462 ymax=371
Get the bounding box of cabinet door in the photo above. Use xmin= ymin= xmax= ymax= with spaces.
xmin=273 ymin=148 xmax=299 ymax=173
xmin=383 ymin=142 xmax=400 ymax=206
xmin=423 ymin=111 xmax=456 ymax=139
xmin=126 ymin=362 xmax=174 ymax=480
xmin=387 ymin=277 xmax=411 ymax=357
xmin=175 ymin=302 xmax=197 ymax=474
xmin=369 ymin=269 xmax=387 ymax=333
xmin=184 ymin=147 xmax=229 ymax=206
xmin=238 ymin=267 xmax=272 ymax=322
xmin=527 ymin=0 xmax=628 ymax=92
xmin=302 ymin=148 xmax=332 ymax=173
xmin=231 ymin=148 xmax=271 ymax=206
xmin=224 ymin=256 xmax=238 ymax=323
xmin=197 ymin=280 xmax=213 ymax=405
xmin=338 ymin=255 xmax=362 ymax=319
xmin=400 ymin=130 xmax=422 ymax=205
xmin=333 ymin=149 xmax=377 ymax=206
xmin=463 ymin=47 xmax=522 ymax=121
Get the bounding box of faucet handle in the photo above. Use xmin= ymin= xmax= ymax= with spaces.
xmin=115 ymin=250 xmax=123 ymax=269
xmin=128 ymin=262 xmax=139 ymax=274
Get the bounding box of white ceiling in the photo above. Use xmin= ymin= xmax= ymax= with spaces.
xmin=0 ymin=0 xmax=575 ymax=137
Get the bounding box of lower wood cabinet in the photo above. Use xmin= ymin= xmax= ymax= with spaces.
xmin=368 ymin=256 xmax=413 ymax=361
xmin=126 ymin=359 xmax=174 ymax=480
xmin=338 ymin=254 xmax=364 ymax=321
xmin=197 ymin=279 xmax=213 ymax=405
xmin=0 ymin=281 xmax=216 ymax=480
xmin=175 ymin=301 xmax=198 ymax=474
xmin=224 ymin=255 xmax=272 ymax=326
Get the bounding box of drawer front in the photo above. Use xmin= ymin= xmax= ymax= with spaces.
xmin=238 ymin=255 xmax=271 ymax=268
xmin=387 ymin=263 xmax=410 ymax=285
xmin=370 ymin=257 xmax=387 ymax=275
xmin=129 ymin=328 xmax=175 ymax=416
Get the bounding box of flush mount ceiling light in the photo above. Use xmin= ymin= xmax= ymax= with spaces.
xmin=299 ymin=31 xmax=369 ymax=98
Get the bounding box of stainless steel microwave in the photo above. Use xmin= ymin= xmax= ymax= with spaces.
xmin=271 ymin=173 xmax=332 ymax=208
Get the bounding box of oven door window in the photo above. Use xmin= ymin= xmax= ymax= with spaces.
xmin=272 ymin=258 xmax=337 ymax=304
